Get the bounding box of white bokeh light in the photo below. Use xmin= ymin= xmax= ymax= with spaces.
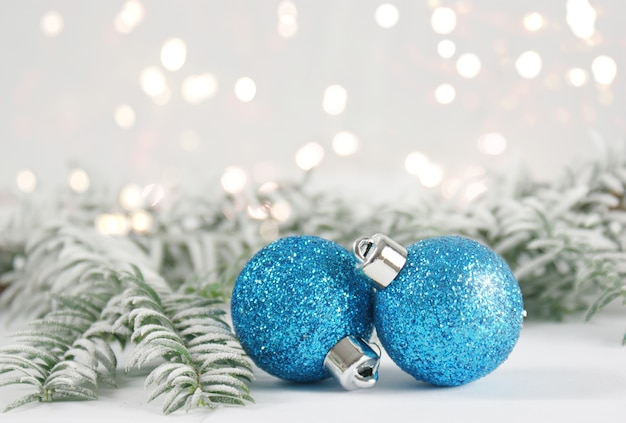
xmin=434 ymin=84 xmax=456 ymax=104
xmin=16 ymin=169 xmax=37 ymax=193
xmin=437 ymin=40 xmax=456 ymax=59
xmin=270 ymin=200 xmax=292 ymax=223
xmin=566 ymin=0 xmax=596 ymax=40
xmin=332 ymin=131 xmax=360 ymax=156
xmin=247 ymin=204 xmax=269 ymax=220
xmin=431 ymin=7 xmax=456 ymax=34
xmin=567 ymin=68 xmax=588 ymax=87
xmin=277 ymin=1 xmax=298 ymax=38
xmin=477 ymin=133 xmax=507 ymax=156
xmin=515 ymin=51 xmax=542 ymax=79
xmin=114 ymin=105 xmax=136 ymax=129
xmin=221 ymin=166 xmax=248 ymax=194
xmin=140 ymin=67 xmax=167 ymax=97
xmin=130 ymin=210 xmax=153 ymax=234
xmin=323 ymin=85 xmax=348 ymax=115
xmin=119 ymin=184 xmax=143 ymax=210
xmin=523 ymin=12 xmax=544 ymax=32
xmin=234 ymin=77 xmax=257 ymax=102
xmin=419 ymin=163 xmax=444 ymax=188
xmin=161 ymin=38 xmax=187 ymax=71
xmin=68 ymin=168 xmax=90 ymax=193
xmin=404 ymin=152 xmax=429 ymax=176
xmin=295 ymin=143 xmax=324 ymax=171
xmin=465 ymin=181 xmax=488 ymax=201
xmin=114 ymin=0 xmax=145 ymax=33
xmin=182 ymin=73 xmax=218 ymax=104
xmin=375 ymin=4 xmax=400 ymax=29
xmin=591 ymin=56 xmax=617 ymax=86
xmin=40 ymin=11 xmax=64 ymax=37
xmin=95 ymin=213 xmax=129 ymax=236
xmin=456 ymin=53 xmax=481 ymax=79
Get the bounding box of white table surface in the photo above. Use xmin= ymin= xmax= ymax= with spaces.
xmin=1 ymin=309 xmax=625 ymax=423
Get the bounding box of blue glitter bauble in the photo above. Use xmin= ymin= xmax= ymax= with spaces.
xmin=375 ymin=236 xmax=524 ymax=386
xmin=231 ymin=236 xmax=374 ymax=382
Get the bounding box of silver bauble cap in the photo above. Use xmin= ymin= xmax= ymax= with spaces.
xmin=353 ymin=233 xmax=408 ymax=290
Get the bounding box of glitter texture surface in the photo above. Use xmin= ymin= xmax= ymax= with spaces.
xmin=231 ymin=236 xmax=374 ymax=382
xmin=374 ymin=236 xmax=524 ymax=386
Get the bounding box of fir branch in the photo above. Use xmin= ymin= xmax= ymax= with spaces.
xmin=115 ymin=271 xmax=253 ymax=414
xmin=0 ymin=279 xmax=121 ymax=410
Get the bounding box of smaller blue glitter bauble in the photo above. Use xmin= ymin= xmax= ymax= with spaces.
xmin=374 ymin=236 xmax=524 ymax=386
xmin=231 ymin=236 xmax=374 ymax=382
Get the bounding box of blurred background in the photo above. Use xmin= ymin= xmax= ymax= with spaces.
xmin=1 ymin=0 xmax=623 ymax=205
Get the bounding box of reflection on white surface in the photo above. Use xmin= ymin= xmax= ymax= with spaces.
xmin=591 ymin=55 xmax=617 ymax=86
xmin=160 ymin=38 xmax=187 ymax=72
xmin=434 ymin=83 xmax=456 ymax=104
xmin=234 ymin=77 xmax=257 ymax=103
xmin=566 ymin=0 xmax=596 ymax=40
xmin=295 ymin=142 xmax=324 ymax=171
xmin=375 ymin=3 xmax=400 ymax=29
xmin=523 ymin=12 xmax=544 ymax=32
xmin=16 ymin=169 xmax=37 ymax=193
xmin=40 ymin=11 xmax=63 ymax=37
xmin=431 ymin=7 xmax=456 ymax=35
xmin=515 ymin=50 xmax=542 ymax=79
xmin=322 ymin=85 xmax=347 ymax=115
xmin=114 ymin=105 xmax=135 ymax=129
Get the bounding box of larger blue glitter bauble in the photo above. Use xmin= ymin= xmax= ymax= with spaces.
xmin=375 ymin=236 xmax=523 ymax=386
xmin=231 ymin=236 xmax=374 ymax=382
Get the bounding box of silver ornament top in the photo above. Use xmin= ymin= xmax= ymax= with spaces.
xmin=324 ymin=336 xmax=380 ymax=390
xmin=353 ymin=233 xmax=407 ymax=290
